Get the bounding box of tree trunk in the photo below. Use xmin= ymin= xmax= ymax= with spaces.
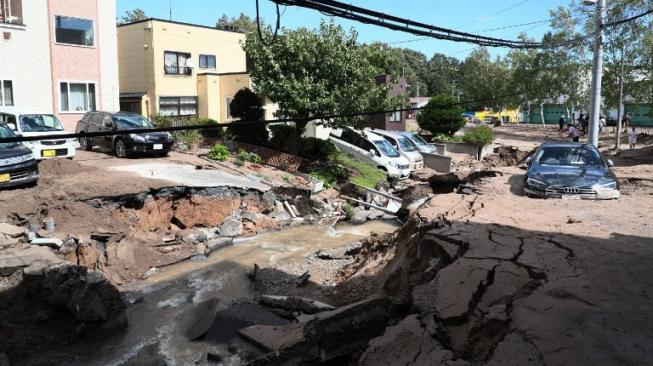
xmin=527 ymin=103 xmax=531 ymax=124
xmin=540 ymin=103 xmax=546 ymax=127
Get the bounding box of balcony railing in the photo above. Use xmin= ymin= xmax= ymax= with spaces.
xmin=0 ymin=0 xmax=23 ymax=25
xmin=164 ymin=66 xmax=193 ymax=76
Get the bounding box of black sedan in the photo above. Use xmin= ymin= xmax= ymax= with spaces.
xmin=76 ymin=112 xmax=173 ymax=158
xmin=0 ymin=124 xmax=38 ymax=188
xmin=523 ymin=143 xmax=619 ymax=200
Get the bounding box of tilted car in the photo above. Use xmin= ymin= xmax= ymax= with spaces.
xmin=0 ymin=108 xmax=76 ymax=160
xmin=76 ymin=112 xmax=173 ymax=158
xmin=373 ymin=129 xmax=424 ymax=171
xmin=523 ymin=143 xmax=619 ymax=200
xmin=397 ymin=131 xmax=437 ymax=154
xmin=0 ymin=123 xmax=38 ymax=189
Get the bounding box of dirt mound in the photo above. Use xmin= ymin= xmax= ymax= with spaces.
xmin=38 ymin=158 xmax=96 ymax=177
xmin=483 ymin=146 xmax=530 ymax=167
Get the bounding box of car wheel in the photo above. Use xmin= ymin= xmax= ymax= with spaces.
xmin=114 ymin=139 xmax=128 ymax=158
xmin=79 ymin=136 xmax=92 ymax=151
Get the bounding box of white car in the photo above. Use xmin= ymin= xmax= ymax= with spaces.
xmin=373 ymin=129 xmax=424 ymax=171
xmin=398 ymin=131 xmax=438 ymax=154
xmin=329 ymin=127 xmax=411 ymax=180
xmin=0 ymin=109 xmax=76 ymax=160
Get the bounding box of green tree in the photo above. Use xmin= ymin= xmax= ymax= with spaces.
xmin=244 ymin=20 xmax=395 ymax=137
xmin=118 ymin=8 xmax=147 ymax=25
xmin=216 ymin=13 xmax=258 ymax=33
xmin=417 ymin=94 xmax=465 ymax=137
xmin=227 ymin=88 xmax=269 ymax=146
xmin=459 ymin=48 xmax=512 ymax=112
xmin=426 ymin=53 xmax=462 ymax=98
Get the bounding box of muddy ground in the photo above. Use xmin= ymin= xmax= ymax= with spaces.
xmin=1 ymin=126 xmax=653 ymax=365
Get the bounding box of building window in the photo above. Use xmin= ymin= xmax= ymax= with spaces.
xmin=159 ymin=96 xmax=197 ymax=117
xmin=0 ymin=80 xmax=13 ymax=106
xmin=164 ymin=51 xmax=192 ymax=75
xmin=0 ymin=0 xmax=23 ymax=25
xmin=55 ymin=16 xmax=94 ymax=46
xmin=389 ymin=111 xmax=401 ymax=122
xmin=225 ymin=97 xmax=232 ymax=119
xmin=59 ymin=82 xmax=96 ymax=112
xmin=199 ymin=54 xmax=216 ymax=69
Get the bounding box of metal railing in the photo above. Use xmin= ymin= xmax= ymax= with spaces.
xmin=164 ymin=66 xmax=192 ymax=76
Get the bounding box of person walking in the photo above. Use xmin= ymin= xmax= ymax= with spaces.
xmin=567 ymin=123 xmax=580 ymax=142
xmin=558 ymin=115 xmax=566 ymax=132
xmin=599 ymin=114 xmax=606 ymax=133
xmin=628 ymin=126 xmax=637 ymax=150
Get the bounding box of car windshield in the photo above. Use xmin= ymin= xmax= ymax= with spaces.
xmin=535 ymin=146 xmax=605 ymax=166
xmin=112 ymin=115 xmax=154 ymax=129
xmin=20 ymin=114 xmax=65 ymax=132
xmin=374 ymin=140 xmax=400 ymax=157
xmin=397 ymin=137 xmax=416 ymax=152
xmin=408 ymin=133 xmax=428 ymax=146
xmin=0 ymin=124 xmax=18 ymax=149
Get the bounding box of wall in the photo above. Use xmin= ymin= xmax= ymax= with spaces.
xmin=217 ymin=73 xmax=249 ymax=122
xmin=625 ymin=104 xmax=653 ymax=127
xmin=97 ymin=0 xmax=119 ymax=114
xmin=0 ymin=0 xmax=52 ymax=112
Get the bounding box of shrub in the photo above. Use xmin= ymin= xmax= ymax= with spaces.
xmin=341 ymin=203 xmax=354 ymax=220
xmin=432 ymin=134 xmax=463 ymax=143
xmin=248 ymin=152 xmax=262 ymax=164
xmin=235 ymin=148 xmax=249 ymax=166
xmin=188 ymin=117 xmax=224 ymax=138
xmin=282 ymin=173 xmax=294 ymax=184
xmin=462 ymin=126 xmax=494 ymax=146
xmin=207 ymin=144 xmax=229 ymax=161
xmin=308 ymin=164 xmax=346 ymax=189
xmin=151 ymin=114 xmax=172 ymax=128
xmin=269 ymin=125 xmax=298 ymax=152
xmin=227 ymin=88 xmax=269 ymax=146
xmin=298 ymin=137 xmax=337 ymax=161
xmin=175 ymin=129 xmax=201 ymax=148
xmin=417 ymin=94 xmax=465 ymax=137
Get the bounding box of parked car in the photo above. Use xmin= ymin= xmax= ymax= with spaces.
xmin=523 ymin=143 xmax=619 ymax=200
xmin=76 ymin=112 xmax=173 ymax=158
xmin=373 ymin=129 xmax=424 ymax=171
xmin=0 ymin=123 xmax=38 ymax=188
xmin=397 ymin=131 xmax=437 ymax=154
xmin=329 ymin=127 xmax=411 ymax=180
xmin=0 ymin=108 xmax=76 ymax=160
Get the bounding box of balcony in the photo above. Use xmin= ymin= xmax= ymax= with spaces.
xmin=164 ymin=66 xmax=193 ymax=76
xmin=0 ymin=0 xmax=23 ymax=26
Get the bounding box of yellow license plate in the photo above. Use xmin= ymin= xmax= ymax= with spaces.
xmin=0 ymin=173 xmax=10 ymax=183
xmin=42 ymin=150 xmax=56 ymax=157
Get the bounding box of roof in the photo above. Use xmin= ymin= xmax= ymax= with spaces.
xmin=118 ymin=18 xmax=246 ymax=35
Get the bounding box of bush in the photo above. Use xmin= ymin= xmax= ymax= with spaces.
xmin=269 ymin=124 xmax=297 ymax=152
xmin=175 ymin=129 xmax=201 ymax=148
xmin=227 ymin=88 xmax=269 ymax=146
xmin=188 ymin=117 xmax=224 ymax=138
xmin=151 ymin=114 xmax=172 ymax=128
xmin=248 ymin=152 xmax=262 ymax=164
xmin=462 ymin=126 xmax=494 ymax=146
xmin=235 ymin=148 xmax=249 ymax=166
xmin=432 ymin=134 xmax=463 ymax=143
xmin=298 ymin=137 xmax=337 ymax=161
xmin=207 ymin=144 xmax=229 ymax=161
xmin=308 ymin=164 xmax=346 ymax=189
xmin=417 ymin=94 xmax=465 ymax=137
xmin=341 ymin=203 xmax=354 ymax=220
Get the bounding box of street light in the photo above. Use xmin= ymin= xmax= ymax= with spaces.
xmin=586 ymin=0 xmax=606 ymax=147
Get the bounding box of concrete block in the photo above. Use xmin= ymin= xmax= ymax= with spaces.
xmin=422 ymin=153 xmax=453 ymax=173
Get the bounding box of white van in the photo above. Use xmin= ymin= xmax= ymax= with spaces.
xmin=398 ymin=131 xmax=437 ymax=154
xmin=373 ymin=129 xmax=424 ymax=171
xmin=329 ymin=127 xmax=411 ymax=180
xmin=0 ymin=108 xmax=76 ymax=160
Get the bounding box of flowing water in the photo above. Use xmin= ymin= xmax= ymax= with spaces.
xmin=23 ymin=221 xmax=399 ymax=366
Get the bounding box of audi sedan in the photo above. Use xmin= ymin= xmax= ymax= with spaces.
xmin=523 ymin=143 xmax=619 ymax=200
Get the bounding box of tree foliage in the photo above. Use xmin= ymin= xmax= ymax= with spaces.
xmin=118 ymin=8 xmax=147 ymax=24
xmin=216 ymin=13 xmax=259 ymax=33
xmin=244 ymin=20 xmax=395 ymax=133
xmin=417 ymin=94 xmax=465 ymax=137
xmin=227 ymin=88 xmax=269 ymax=146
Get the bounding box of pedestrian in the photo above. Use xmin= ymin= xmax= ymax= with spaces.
xmin=628 ymin=126 xmax=637 ymax=150
xmin=558 ymin=115 xmax=565 ymax=132
xmin=567 ymin=123 xmax=580 ymax=142
xmin=599 ymin=114 xmax=606 ymax=133
xmin=623 ymin=112 xmax=632 ymax=130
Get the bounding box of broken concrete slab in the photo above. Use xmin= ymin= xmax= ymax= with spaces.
xmin=30 ymin=237 xmax=63 ymax=249
xmin=202 ymin=303 xmax=291 ymax=345
xmin=485 ymin=332 xmax=544 ymax=366
xmin=359 ymin=315 xmax=454 ymax=366
xmin=219 ymin=218 xmax=243 ymax=237
xmin=0 ymin=223 xmax=26 ymax=238
xmin=259 ymin=295 xmax=335 ymax=314
xmin=238 ymin=322 xmax=306 ymax=352
xmin=0 ymin=245 xmax=62 ymax=276
xmin=350 ymin=208 xmax=370 ymax=225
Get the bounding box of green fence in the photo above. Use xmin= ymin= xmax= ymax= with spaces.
xmin=625 ymin=104 xmax=653 ymax=127
xmin=521 ymin=105 xmax=568 ymax=124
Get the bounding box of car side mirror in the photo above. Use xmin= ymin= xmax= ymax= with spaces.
xmin=607 ymin=159 xmax=614 ymax=167
xmin=102 ymin=121 xmax=113 ymax=128
xmin=7 ymin=123 xmax=16 ymax=131
xmin=524 ymin=156 xmax=532 ymax=165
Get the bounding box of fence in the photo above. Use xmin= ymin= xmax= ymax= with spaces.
xmin=200 ymin=138 xmax=304 ymax=173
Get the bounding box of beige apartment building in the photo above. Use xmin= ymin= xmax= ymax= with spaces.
xmin=117 ymin=18 xmax=250 ymax=123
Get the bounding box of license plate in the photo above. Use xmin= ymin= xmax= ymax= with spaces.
xmin=42 ymin=150 xmax=56 ymax=158
xmin=562 ymin=195 xmax=581 ymax=200
xmin=153 ymin=144 xmax=163 ymax=150
xmin=0 ymin=173 xmax=9 ymax=183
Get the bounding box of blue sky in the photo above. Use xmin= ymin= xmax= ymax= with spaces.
xmin=116 ymin=0 xmax=570 ymax=60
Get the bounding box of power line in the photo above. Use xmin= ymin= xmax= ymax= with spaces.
xmin=458 ymin=0 xmax=530 ymax=28
xmin=602 ymin=8 xmax=653 ymax=28
xmin=271 ymin=0 xmax=542 ymax=48
xmin=256 ymin=0 xmax=281 ymax=46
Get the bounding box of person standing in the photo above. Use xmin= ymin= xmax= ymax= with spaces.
xmin=559 ymin=115 xmax=566 ymax=132
xmin=628 ymin=126 xmax=637 ymax=150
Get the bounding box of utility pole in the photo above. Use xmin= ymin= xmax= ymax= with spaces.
xmin=587 ymin=0 xmax=606 ymax=147
xmin=169 ymin=0 xmax=173 ymax=20
xmin=616 ymin=43 xmax=625 ymax=151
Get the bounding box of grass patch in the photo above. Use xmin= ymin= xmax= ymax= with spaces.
xmin=336 ymin=154 xmax=386 ymax=188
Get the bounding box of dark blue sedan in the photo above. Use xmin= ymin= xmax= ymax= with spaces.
xmin=523 ymin=143 xmax=620 ymax=200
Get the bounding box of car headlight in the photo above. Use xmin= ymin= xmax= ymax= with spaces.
xmin=597 ymin=181 xmax=617 ymax=189
xmin=526 ymin=177 xmax=547 ymax=189
xmin=129 ymin=133 xmax=145 ymax=142
xmin=0 ymin=154 xmax=34 ymax=166
xmin=67 ymin=138 xmax=76 ymax=144
xmin=22 ymin=141 xmax=35 ymax=148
